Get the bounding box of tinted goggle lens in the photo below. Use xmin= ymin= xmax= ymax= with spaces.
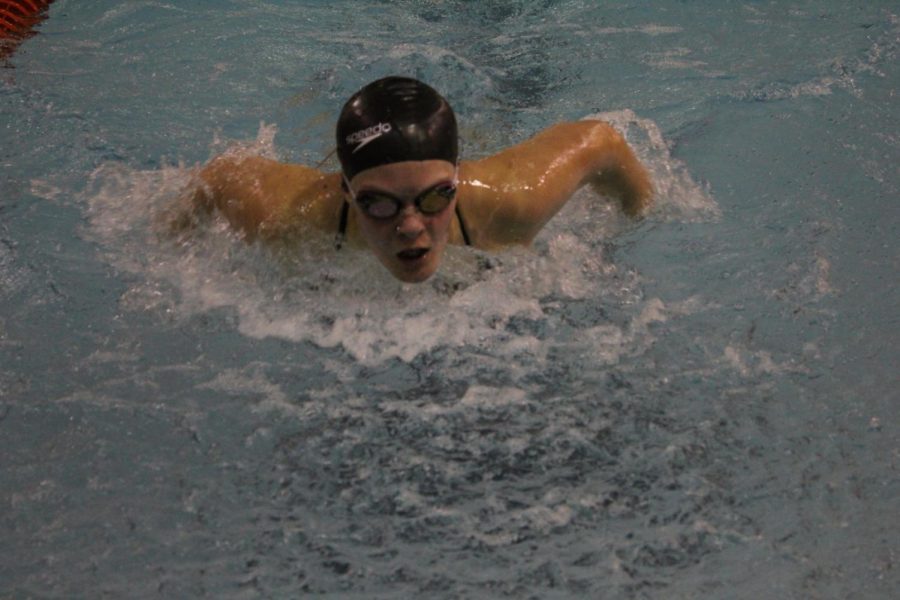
xmin=357 ymin=184 xmax=456 ymax=219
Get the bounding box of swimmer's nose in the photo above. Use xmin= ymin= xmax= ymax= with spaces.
xmin=397 ymin=204 xmax=425 ymax=239
xmin=395 ymin=206 xmax=425 ymax=238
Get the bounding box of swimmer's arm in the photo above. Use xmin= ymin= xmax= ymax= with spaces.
xmin=460 ymin=120 xmax=653 ymax=247
xmin=166 ymin=155 xmax=342 ymax=240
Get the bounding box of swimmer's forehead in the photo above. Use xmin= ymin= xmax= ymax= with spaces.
xmin=349 ymin=159 xmax=457 ymax=189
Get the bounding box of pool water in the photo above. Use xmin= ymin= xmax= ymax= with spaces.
xmin=2 ymin=1 xmax=898 ymax=598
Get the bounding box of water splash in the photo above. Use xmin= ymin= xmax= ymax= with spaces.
xmin=80 ymin=116 xmax=717 ymax=367
xmin=587 ymin=109 xmax=719 ymax=221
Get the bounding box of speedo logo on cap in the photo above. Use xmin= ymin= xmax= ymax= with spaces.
xmin=346 ymin=122 xmax=392 ymax=153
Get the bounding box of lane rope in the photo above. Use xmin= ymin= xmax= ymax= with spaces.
xmin=1 ymin=0 xmax=53 ymax=40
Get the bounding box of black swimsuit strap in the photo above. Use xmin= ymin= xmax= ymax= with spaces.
xmin=455 ymin=202 xmax=472 ymax=247
xmin=335 ymin=200 xmax=472 ymax=249
xmin=334 ymin=200 xmax=350 ymax=250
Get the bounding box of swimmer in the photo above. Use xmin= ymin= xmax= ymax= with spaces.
xmin=171 ymin=76 xmax=653 ymax=283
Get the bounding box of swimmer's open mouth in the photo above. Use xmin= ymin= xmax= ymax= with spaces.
xmin=397 ymin=248 xmax=429 ymax=261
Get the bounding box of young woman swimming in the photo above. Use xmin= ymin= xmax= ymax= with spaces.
xmin=174 ymin=76 xmax=653 ymax=283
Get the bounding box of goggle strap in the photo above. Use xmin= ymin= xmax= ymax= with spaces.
xmin=342 ymin=174 xmax=356 ymax=200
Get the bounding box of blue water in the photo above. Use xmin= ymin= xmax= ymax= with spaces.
xmin=2 ymin=1 xmax=898 ymax=598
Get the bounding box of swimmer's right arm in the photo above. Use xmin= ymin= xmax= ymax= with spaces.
xmin=167 ymin=155 xmax=343 ymax=240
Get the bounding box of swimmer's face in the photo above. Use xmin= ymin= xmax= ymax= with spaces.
xmin=347 ymin=160 xmax=457 ymax=283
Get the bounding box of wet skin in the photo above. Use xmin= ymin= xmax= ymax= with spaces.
xmin=346 ymin=160 xmax=457 ymax=283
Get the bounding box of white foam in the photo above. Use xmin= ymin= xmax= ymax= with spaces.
xmin=29 ymin=179 xmax=66 ymax=202
xmin=385 ymin=43 xmax=496 ymax=89
xmin=767 ymin=249 xmax=836 ymax=303
xmin=594 ymin=25 xmax=683 ymax=36
xmin=643 ymin=47 xmax=710 ymax=71
xmin=722 ymin=344 xmax=808 ymax=377
xmin=199 ymin=365 xmax=294 ymax=415
xmin=459 ymin=385 xmax=528 ymax=409
xmin=0 ymin=241 xmax=28 ymax=298
xmin=562 ymin=297 xmax=669 ymax=368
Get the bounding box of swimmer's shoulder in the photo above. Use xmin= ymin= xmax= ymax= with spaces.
xmin=198 ymin=155 xmax=344 ymax=240
xmin=455 ymin=162 xmax=534 ymax=249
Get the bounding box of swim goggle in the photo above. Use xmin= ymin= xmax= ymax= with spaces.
xmin=343 ymin=170 xmax=458 ymax=220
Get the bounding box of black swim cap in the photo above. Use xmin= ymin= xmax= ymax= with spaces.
xmin=336 ymin=76 xmax=458 ymax=180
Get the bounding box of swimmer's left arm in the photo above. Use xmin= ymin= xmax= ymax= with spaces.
xmin=459 ymin=120 xmax=653 ymax=247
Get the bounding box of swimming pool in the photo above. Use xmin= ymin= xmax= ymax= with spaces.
xmin=2 ymin=1 xmax=898 ymax=597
